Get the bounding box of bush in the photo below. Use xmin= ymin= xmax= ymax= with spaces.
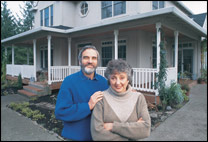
xmin=197 ymin=77 xmax=203 ymax=84
xmin=17 ymin=73 xmax=23 ymax=89
xmin=181 ymin=84 xmax=190 ymax=92
xmin=182 ymin=90 xmax=189 ymax=102
xmin=201 ymin=68 xmax=207 ymax=83
xmin=159 ymin=81 xmax=184 ymax=109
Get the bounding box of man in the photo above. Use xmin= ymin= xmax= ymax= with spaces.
xmin=55 ymin=45 xmax=108 ymax=141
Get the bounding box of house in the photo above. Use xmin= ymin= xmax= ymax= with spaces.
xmin=1 ymin=1 xmax=207 ymax=104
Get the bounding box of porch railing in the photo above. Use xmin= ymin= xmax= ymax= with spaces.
xmin=6 ymin=64 xmax=35 ymax=79
xmin=50 ymin=66 xmax=106 ymax=82
xmin=50 ymin=66 xmax=160 ymax=94
xmin=132 ymin=68 xmax=158 ymax=92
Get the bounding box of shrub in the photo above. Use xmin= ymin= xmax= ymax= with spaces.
xmin=181 ymin=84 xmax=190 ymax=92
xmin=17 ymin=73 xmax=23 ymax=89
xmin=197 ymin=77 xmax=203 ymax=84
xmin=201 ymin=68 xmax=207 ymax=83
xmin=182 ymin=90 xmax=189 ymax=102
xmin=21 ymin=107 xmax=33 ymax=117
xmin=32 ymin=113 xmax=45 ymax=121
xmin=160 ymin=81 xmax=184 ymax=109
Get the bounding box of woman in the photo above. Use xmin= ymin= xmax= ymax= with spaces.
xmin=91 ymin=59 xmax=151 ymax=141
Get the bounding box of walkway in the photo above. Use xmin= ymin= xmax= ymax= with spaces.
xmin=142 ymin=84 xmax=207 ymax=141
xmin=1 ymin=94 xmax=63 ymax=141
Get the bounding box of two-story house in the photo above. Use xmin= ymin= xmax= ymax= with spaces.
xmin=1 ymin=1 xmax=207 ymax=103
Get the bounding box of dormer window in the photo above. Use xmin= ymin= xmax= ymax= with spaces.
xmin=40 ymin=5 xmax=53 ymax=27
xmin=152 ymin=1 xmax=164 ymax=10
xmin=101 ymin=1 xmax=126 ymax=19
xmin=80 ymin=1 xmax=88 ymax=16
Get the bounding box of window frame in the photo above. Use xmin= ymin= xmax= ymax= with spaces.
xmin=40 ymin=45 xmax=53 ymax=69
xmin=152 ymin=1 xmax=165 ymax=10
xmin=80 ymin=1 xmax=89 ymax=17
xmin=101 ymin=1 xmax=126 ymax=19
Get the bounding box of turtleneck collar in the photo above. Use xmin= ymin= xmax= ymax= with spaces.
xmin=108 ymin=85 xmax=132 ymax=100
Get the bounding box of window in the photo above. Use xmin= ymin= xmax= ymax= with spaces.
xmin=118 ymin=40 xmax=126 ymax=60
xmin=40 ymin=10 xmax=43 ymax=26
xmin=114 ymin=1 xmax=126 ymax=16
xmin=152 ymin=1 xmax=164 ymax=10
xmin=44 ymin=7 xmax=49 ymax=27
xmin=102 ymin=41 xmax=113 ymax=67
xmin=40 ymin=46 xmax=53 ymax=69
xmin=80 ymin=1 xmax=88 ymax=16
xmin=152 ymin=40 xmax=157 ymax=68
xmin=101 ymin=1 xmax=126 ymax=19
xmin=40 ymin=5 xmax=53 ymax=27
xmin=101 ymin=40 xmax=126 ymax=66
xmin=50 ymin=5 xmax=53 ymax=26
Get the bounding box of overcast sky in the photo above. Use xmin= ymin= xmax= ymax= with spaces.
xmin=3 ymin=1 xmax=208 ymax=19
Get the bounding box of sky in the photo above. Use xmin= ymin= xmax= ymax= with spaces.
xmin=3 ymin=1 xmax=208 ymax=19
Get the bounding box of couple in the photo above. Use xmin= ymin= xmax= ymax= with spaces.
xmin=55 ymin=45 xmax=151 ymax=141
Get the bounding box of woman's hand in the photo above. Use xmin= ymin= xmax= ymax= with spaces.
xmin=104 ymin=123 xmax=113 ymax=131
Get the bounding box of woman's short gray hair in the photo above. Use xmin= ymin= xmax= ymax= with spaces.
xmin=104 ymin=59 xmax=133 ymax=85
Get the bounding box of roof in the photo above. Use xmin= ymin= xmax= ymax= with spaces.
xmin=173 ymin=1 xmax=193 ymax=16
xmin=189 ymin=13 xmax=207 ymax=27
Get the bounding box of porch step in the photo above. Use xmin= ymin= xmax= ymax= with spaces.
xmin=23 ymin=86 xmax=44 ymax=95
xmin=18 ymin=89 xmax=37 ymax=98
xmin=29 ymin=82 xmax=49 ymax=89
xmin=18 ymin=81 xmax=52 ymax=98
xmin=29 ymin=82 xmax=51 ymax=95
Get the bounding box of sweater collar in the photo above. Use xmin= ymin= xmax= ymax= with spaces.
xmin=108 ymin=85 xmax=132 ymax=99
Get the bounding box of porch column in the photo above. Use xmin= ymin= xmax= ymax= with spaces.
xmin=5 ymin=47 xmax=7 ymax=62
xmin=33 ymin=39 xmax=37 ymax=81
xmin=174 ymin=31 xmax=179 ymax=82
xmin=27 ymin=48 xmax=29 ymax=65
xmin=12 ymin=44 xmax=14 ymax=76
xmin=156 ymin=22 xmax=161 ymax=71
xmin=48 ymin=35 xmax=52 ymax=85
xmin=114 ymin=30 xmax=119 ymax=59
xmin=68 ymin=37 xmax=71 ymax=66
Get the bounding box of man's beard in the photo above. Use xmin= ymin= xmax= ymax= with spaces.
xmin=81 ymin=63 xmax=97 ymax=75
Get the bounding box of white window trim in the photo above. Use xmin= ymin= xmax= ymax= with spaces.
xmin=101 ymin=1 xmax=126 ymax=20
xmin=79 ymin=1 xmax=89 ymax=18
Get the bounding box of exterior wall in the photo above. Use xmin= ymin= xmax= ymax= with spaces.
xmin=33 ymin=1 xmax=191 ymax=29
xmin=53 ymin=38 xmax=68 ymax=66
xmin=69 ymin=29 xmax=155 ymax=68
xmin=34 ymin=1 xmax=76 ymax=28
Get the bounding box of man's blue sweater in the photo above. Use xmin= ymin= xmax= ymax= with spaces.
xmin=55 ymin=70 xmax=108 ymax=141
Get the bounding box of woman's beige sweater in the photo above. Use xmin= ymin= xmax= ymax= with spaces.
xmin=91 ymin=85 xmax=151 ymax=141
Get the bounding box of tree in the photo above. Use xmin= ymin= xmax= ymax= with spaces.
xmin=1 ymin=1 xmax=18 ymax=80
xmin=16 ymin=1 xmax=34 ymax=33
xmin=1 ymin=1 xmax=18 ymax=40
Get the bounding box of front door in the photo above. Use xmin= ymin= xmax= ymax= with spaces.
xmin=178 ymin=49 xmax=193 ymax=78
